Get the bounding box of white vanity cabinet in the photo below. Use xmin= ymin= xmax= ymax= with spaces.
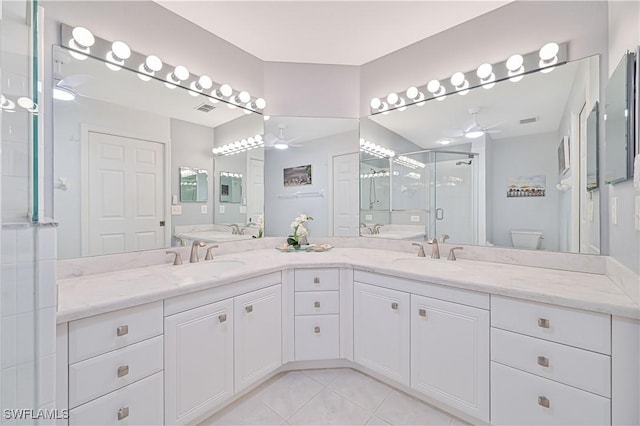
xmin=410 ymin=294 xmax=490 ymax=422
xmin=164 ymin=298 xmax=234 ymax=425
xmin=63 ymin=301 xmax=164 ymax=425
xmin=294 ymin=268 xmax=340 ymax=361
xmin=353 ymin=282 xmax=410 ymax=386
xmin=234 ymin=284 xmax=282 ymax=392
xmin=490 ymin=295 xmax=612 ymax=425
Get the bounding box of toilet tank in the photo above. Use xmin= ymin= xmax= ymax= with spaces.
xmin=510 ymin=230 xmax=543 ymax=249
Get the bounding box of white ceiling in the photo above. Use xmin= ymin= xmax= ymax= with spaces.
xmin=154 ymin=1 xmax=511 ymax=66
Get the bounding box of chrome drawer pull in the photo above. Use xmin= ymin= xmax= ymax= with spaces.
xmin=314 ymin=301 xmax=321 ymax=308
xmin=116 ymin=325 xmax=129 ymax=337
xmin=391 ymin=302 xmax=399 ymax=310
xmin=245 ymin=305 xmax=253 ymax=313
xmin=218 ymin=313 xmax=227 ymax=323
xmin=537 ymin=318 xmax=550 ymax=328
xmin=117 ymin=407 xmax=129 ymax=421
xmin=313 ymin=277 xmax=320 ymax=284
xmin=117 ymin=365 xmax=129 ymax=378
xmin=314 ymin=326 xmax=321 ymax=333
xmin=418 ymin=308 xmax=427 ymax=317
xmin=538 ymin=396 xmax=550 ymax=408
xmin=537 ymin=356 xmax=549 ymax=367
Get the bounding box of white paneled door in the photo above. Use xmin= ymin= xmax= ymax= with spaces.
xmin=333 ymin=152 xmax=360 ymax=236
xmin=247 ymin=158 xmax=264 ymax=223
xmin=86 ymin=132 xmax=165 ymax=255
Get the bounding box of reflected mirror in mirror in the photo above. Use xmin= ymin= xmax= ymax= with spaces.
xmin=180 ymin=167 xmax=209 ymax=202
xmin=219 ymin=171 xmax=242 ymax=203
xmin=53 ymin=45 xmax=264 ymax=259
xmin=263 ymin=116 xmax=360 ymax=238
xmin=360 ymin=54 xmax=600 ymax=254
xmin=604 ymin=51 xmax=637 ymax=184
xmin=586 ymin=102 xmax=599 ymax=192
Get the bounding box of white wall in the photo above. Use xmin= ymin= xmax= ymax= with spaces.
xmin=490 ymin=132 xmax=561 ymax=250
xmin=264 ymin=62 xmax=360 ymax=118
xmin=607 ymin=0 xmax=640 ymax=274
xmin=170 ymin=118 xmax=214 ymax=239
xmin=264 ymin=127 xmax=359 ymax=238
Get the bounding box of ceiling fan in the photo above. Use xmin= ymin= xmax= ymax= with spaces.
xmin=444 ymin=107 xmax=502 ymax=139
xmin=263 ymin=125 xmax=301 ymax=150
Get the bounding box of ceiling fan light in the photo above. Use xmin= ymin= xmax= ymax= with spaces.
xmin=465 ymin=130 xmax=485 ymax=139
xmin=53 ymin=86 xmax=75 ymax=101
xmin=274 ymin=142 xmax=289 ymax=150
xmin=438 ymin=138 xmax=452 ymax=145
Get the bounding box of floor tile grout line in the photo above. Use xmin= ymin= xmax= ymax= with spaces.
xmin=281 ymin=374 xmax=329 ymax=423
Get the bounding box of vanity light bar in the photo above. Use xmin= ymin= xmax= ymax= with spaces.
xmin=394 ymin=156 xmax=426 ymax=169
xmin=370 ymin=41 xmax=567 ymax=114
xmin=60 ymin=24 xmax=267 ymax=114
xmin=220 ymin=172 xmax=243 ymax=178
xmin=360 ymin=171 xmax=390 ymax=179
xmin=359 ymin=138 xmax=395 ymax=158
xmin=212 ymin=134 xmax=264 ymax=156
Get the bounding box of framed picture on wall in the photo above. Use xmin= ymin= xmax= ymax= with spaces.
xmin=558 ymin=136 xmax=570 ymax=175
xmin=284 ymin=164 xmax=312 ymax=187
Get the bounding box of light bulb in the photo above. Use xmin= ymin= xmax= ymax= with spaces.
xmin=238 ymin=91 xmax=250 ymax=103
xmin=1 ymin=95 xmax=15 ymax=110
xmin=219 ymin=84 xmax=233 ymax=97
xmin=476 ymin=63 xmax=492 ymax=79
xmin=198 ymin=75 xmax=213 ymax=90
xmin=145 ymin=55 xmax=163 ymax=72
xmin=427 ymin=80 xmax=441 ymax=94
xmin=370 ymin=98 xmax=381 ymax=109
xmin=174 ymin=66 xmax=189 ymax=81
xmin=387 ymin=92 xmax=399 ymax=105
xmin=263 ymin=115 xmax=270 ymax=121
xmin=71 ymin=27 xmax=95 ymax=48
xmin=406 ymin=87 xmax=418 ymax=99
xmin=111 ymin=41 xmax=131 ymax=60
xmin=255 ymin=98 xmax=266 ymax=109
xmin=506 ymin=54 xmax=524 ymax=71
xmin=450 ymin=72 xmax=465 ymax=87
xmin=17 ymin=96 xmax=37 ymax=112
xmin=539 ymin=42 xmax=559 ymax=61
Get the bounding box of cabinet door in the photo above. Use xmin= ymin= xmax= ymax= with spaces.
xmin=164 ymin=298 xmax=234 ymax=425
xmin=411 ymin=294 xmax=489 ymax=422
xmin=353 ymin=282 xmax=410 ymax=386
xmin=234 ymin=284 xmax=282 ymax=392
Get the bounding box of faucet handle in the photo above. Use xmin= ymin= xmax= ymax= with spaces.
xmin=412 ymin=243 xmax=426 ymax=257
xmin=165 ymin=250 xmax=183 ymax=265
xmin=204 ymin=245 xmax=218 ymax=261
xmin=447 ymin=246 xmax=464 ymax=261
xmin=440 ymin=234 xmax=450 ymax=243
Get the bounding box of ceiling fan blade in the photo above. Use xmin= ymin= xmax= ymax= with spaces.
xmin=58 ymin=74 xmax=93 ymax=88
xmin=263 ymin=133 xmax=278 ymax=145
xmin=486 ymin=129 xmax=502 ymax=134
xmin=483 ymin=121 xmax=504 ymax=130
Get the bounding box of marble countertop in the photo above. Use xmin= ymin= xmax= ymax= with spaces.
xmin=57 ymin=247 xmax=639 ymax=323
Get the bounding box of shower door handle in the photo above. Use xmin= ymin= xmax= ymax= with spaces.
xmin=435 ymin=208 xmax=444 ymax=220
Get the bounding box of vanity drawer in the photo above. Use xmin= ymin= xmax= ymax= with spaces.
xmin=69 ymin=336 xmax=163 ymax=408
xmin=491 ymin=362 xmax=610 ymax=425
xmin=295 ymin=291 xmax=339 ymax=315
xmin=295 ymin=315 xmax=339 ymax=360
xmin=294 ymin=268 xmax=339 ymax=292
xmin=491 ymin=296 xmax=611 ymax=354
xmin=69 ymin=301 xmax=163 ymax=363
xmin=70 ymin=371 xmax=163 ymax=426
xmin=491 ymin=328 xmax=610 ymax=397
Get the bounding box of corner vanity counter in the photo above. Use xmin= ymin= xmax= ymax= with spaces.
xmin=55 ymin=242 xmax=640 ymax=426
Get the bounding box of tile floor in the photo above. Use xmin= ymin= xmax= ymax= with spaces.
xmin=199 ymin=368 xmax=470 ymax=426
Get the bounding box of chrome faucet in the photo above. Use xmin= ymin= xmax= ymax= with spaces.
xmin=412 ymin=243 xmax=426 ymax=257
xmin=189 ymin=241 xmax=206 ymax=263
xmin=372 ymin=224 xmax=384 ymax=234
xmin=427 ymin=238 xmax=440 ymax=259
xmin=360 ymin=223 xmax=372 ymax=235
xmin=227 ymin=224 xmax=241 ymax=235
xmin=447 ymin=246 xmax=464 ymax=261
xmin=204 ymin=245 xmax=218 ymax=260
xmin=440 ymin=234 xmax=450 ymax=244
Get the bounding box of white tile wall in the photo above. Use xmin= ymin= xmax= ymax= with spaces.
xmin=0 ymin=224 xmax=57 ymax=425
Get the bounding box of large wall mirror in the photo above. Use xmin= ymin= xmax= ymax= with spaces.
xmin=53 ymin=45 xmax=264 ymax=259
xmin=360 ymin=55 xmax=601 ymax=254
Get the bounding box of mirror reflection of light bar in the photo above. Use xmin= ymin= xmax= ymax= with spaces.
xmin=359 ymin=138 xmax=395 ymax=158
xmin=394 ymin=156 xmax=426 ymax=169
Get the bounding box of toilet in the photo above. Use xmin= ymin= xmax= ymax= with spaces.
xmin=510 ymin=230 xmax=543 ymax=249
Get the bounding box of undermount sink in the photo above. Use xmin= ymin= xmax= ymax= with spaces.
xmin=168 ymin=259 xmax=246 ymax=280
xmin=392 ymin=257 xmax=462 ymax=273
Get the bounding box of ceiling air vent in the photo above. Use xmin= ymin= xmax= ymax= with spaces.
xmin=195 ymin=102 xmax=216 ymax=113
xmin=519 ymin=116 xmax=538 ymax=125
